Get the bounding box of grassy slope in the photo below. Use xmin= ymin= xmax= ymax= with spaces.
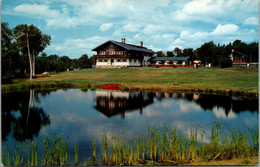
xmin=186 ymin=156 xmax=259 ymax=166
xmin=2 ymin=67 xmax=258 ymax=95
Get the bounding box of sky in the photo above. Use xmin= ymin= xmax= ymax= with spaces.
xmin=2 ymin=0 xmax=259 ymax=59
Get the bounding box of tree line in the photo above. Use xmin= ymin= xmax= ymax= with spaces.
xmin=156 ymin=40 xmax=258 ymax=67
xmin=2 ymin=22 xmax=93 ymax=84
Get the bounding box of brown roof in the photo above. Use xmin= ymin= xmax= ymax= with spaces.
xmin=92 ymin=40 xmax=155 ymax=54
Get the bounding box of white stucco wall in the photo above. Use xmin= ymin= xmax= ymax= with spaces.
xmin=96 ymin=58 xmax=130 ymax=67
xmin=114 ymin=59 xmax=130 ymax=66
xmin=129 ymin=59 xmax=141 ymax=66
xmin=96 ymin=90 xmax=129 ymax=98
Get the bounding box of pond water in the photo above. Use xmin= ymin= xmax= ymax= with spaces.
xmin=2 ymin=89 xmax=258 ymax=164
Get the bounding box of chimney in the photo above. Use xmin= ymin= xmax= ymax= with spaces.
xmin=121 ymin=38 xmax=126 ymax=44
xmin=140 ymin=41 xmax=143 ymax=47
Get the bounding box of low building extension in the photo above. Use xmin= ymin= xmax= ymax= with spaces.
xmin=150 ymin=57 xmax=192 ymax=67
xmin=92 ymin=38 xmax=155 ymax=68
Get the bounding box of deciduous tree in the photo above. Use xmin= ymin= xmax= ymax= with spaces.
xmin=13 ymin=24 xmax=51 ymax=79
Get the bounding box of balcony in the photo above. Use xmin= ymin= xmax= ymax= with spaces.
xmin=93 ymin=54 xmax=130 ymax=58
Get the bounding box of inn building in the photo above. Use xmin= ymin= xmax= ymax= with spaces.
xmin=92 ymin=38 xmax=155 ymax=68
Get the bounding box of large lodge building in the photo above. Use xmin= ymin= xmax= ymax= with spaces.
xmin=92 ymin=38 xmax=155 ymax=68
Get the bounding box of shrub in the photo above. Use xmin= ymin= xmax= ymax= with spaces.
xmin=220 ymin=58 xmax=232 ymax=68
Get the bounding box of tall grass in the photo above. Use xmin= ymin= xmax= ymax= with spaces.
xmin=1 ymin=124 xmax=258 ymax=166
xmin=97 ymin=124 xmax=258 ymax=165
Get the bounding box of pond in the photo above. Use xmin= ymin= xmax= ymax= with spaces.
xmin=2 ymin=89 xmax=258 ymax=165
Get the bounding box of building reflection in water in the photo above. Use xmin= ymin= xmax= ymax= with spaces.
xmin=95 ymin=90 xmax=155 ymax=118
xmin=95 ymin=90 xmax=258 ymax=119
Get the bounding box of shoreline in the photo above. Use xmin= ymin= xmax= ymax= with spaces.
xmin=1 ymin=67 xmax=258 ymax=97
xmin=1 ymin=81 xmax=258 ymax=98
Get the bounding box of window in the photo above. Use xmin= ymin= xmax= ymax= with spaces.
xmin=104 ymin=59 xmax=108 ymax=62
xmin=109 ymin=51 xmax=115 ymax=55
xmin=123 ymin=59 xmax=127 ymax=62
xmin=119 ymin=51 xmax=124 ymax=55
xmin=98 ymin=59 xmax=102 ymax=62
xmin=100 ymin=51 xmax=105 ymax=55
xmin=109 ymin=44 xmax=114 ymax=48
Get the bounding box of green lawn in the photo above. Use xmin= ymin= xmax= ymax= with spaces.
xmin=2 ymin=67 xmax=259 ymax=95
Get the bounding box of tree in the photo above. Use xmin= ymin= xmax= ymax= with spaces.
xmin=1 ymin=22 xmax=20 ymax=83
xmin=45 ymin=54 xmax=59 ymax=72
xmin=173 ymin=47 xmax=182 ymax=57
xmin=196 ymin=41 xmax=217 ymax=64
xmin=232 ymin=40 xmax=248 ymax=54
xmin=78 ymin=54 xmax=93 ymax=68
xmin=248 ymin=42 xmax=258 ymax=62
xmin=166 ymin=51 xmax=174 ymax=57
xmin=13 ymin=24 xmax=51 ymax=79
xmin=57 ymin=56 xmax=72 ymax=71
xmin=156 ymin=51 xmax=165 ymax=57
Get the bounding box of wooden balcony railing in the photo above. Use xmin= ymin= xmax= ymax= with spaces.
xmin=93 ymin=54 xmax=130 ymax=58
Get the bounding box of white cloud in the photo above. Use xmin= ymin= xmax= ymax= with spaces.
xmin=174 ymin=0 xmax=224 ymax=23
xmin=47 ymin=36 xmax=108 ymax=57
xmin=244 ymin=17 xmax=258 ymax=25
xmin=123 ymin=23 xmax=140 ymax=32
xmin=99 ymin=23 xmax=113 ymax=31
xmin=147 ymin=45 xmax=162 ymax=52
xmin=173 ymin=0 xmax=257 ymax=25
xmin=14 ymin=4 xmax=60 ymax=18
xmin=212 ymin=107 xmax=236 ymax=119
xmin=180 ymin=31 xmax=208 ymax=40
xmin=12 ymin=3 xmax=78 ymax=29
xmin=142 ymin=24 xmax=164 ymax=35
xmin=211 ymin=24 xmax=239 ymax=35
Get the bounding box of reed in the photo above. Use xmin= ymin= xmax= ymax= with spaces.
xmin=115 ymin=136 xmax=123 ymax=165
xmin=41 ymin=135 xmax=69 ymax=166
xmin=74 ymin=144 xmax=79 ymax=166
xmin=1 ymin=125 xmax=258 ymax=166
xmin=159 ymin=127 xmax=167 ymax=162
xmin=101 ymin=132 xmax=108 ymax=165
xmin=92 ymin=139 xmax=97 ymax=165
xmin=249 ymin=127 xmax=259 ymax=155
xmin=134 ymin=135 xmax=141 ymax=162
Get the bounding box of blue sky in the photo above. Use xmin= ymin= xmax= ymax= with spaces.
xmin=2 ymin=0 xmax=258 ymax=59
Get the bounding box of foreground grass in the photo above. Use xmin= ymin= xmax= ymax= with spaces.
xmin=2 ymin=124 xmax=259 ymax=166
xmin=2 ymin=67 xmax=258 ymax=96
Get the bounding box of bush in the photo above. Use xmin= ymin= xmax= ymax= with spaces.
xmin=2 ymin=72 xmax=15 ymax=84
xmin=220 ymin=58 xmax=232 ymax=68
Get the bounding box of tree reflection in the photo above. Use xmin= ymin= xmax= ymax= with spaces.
xmin=95 ymin=90 xmax=258 ymax=119
xmin=2 ymin=90 xmax=51 ymax=141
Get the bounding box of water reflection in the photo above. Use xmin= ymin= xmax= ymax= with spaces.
xmin=2 ymin=90 xmax=51 ymax=141
xmin=95 ymin=91 xmax=258 ymax=119
xmin=1 ymin=89 xmax=258 ymax=164
xmin=95 ymin=90 xmax=154 ymax=118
